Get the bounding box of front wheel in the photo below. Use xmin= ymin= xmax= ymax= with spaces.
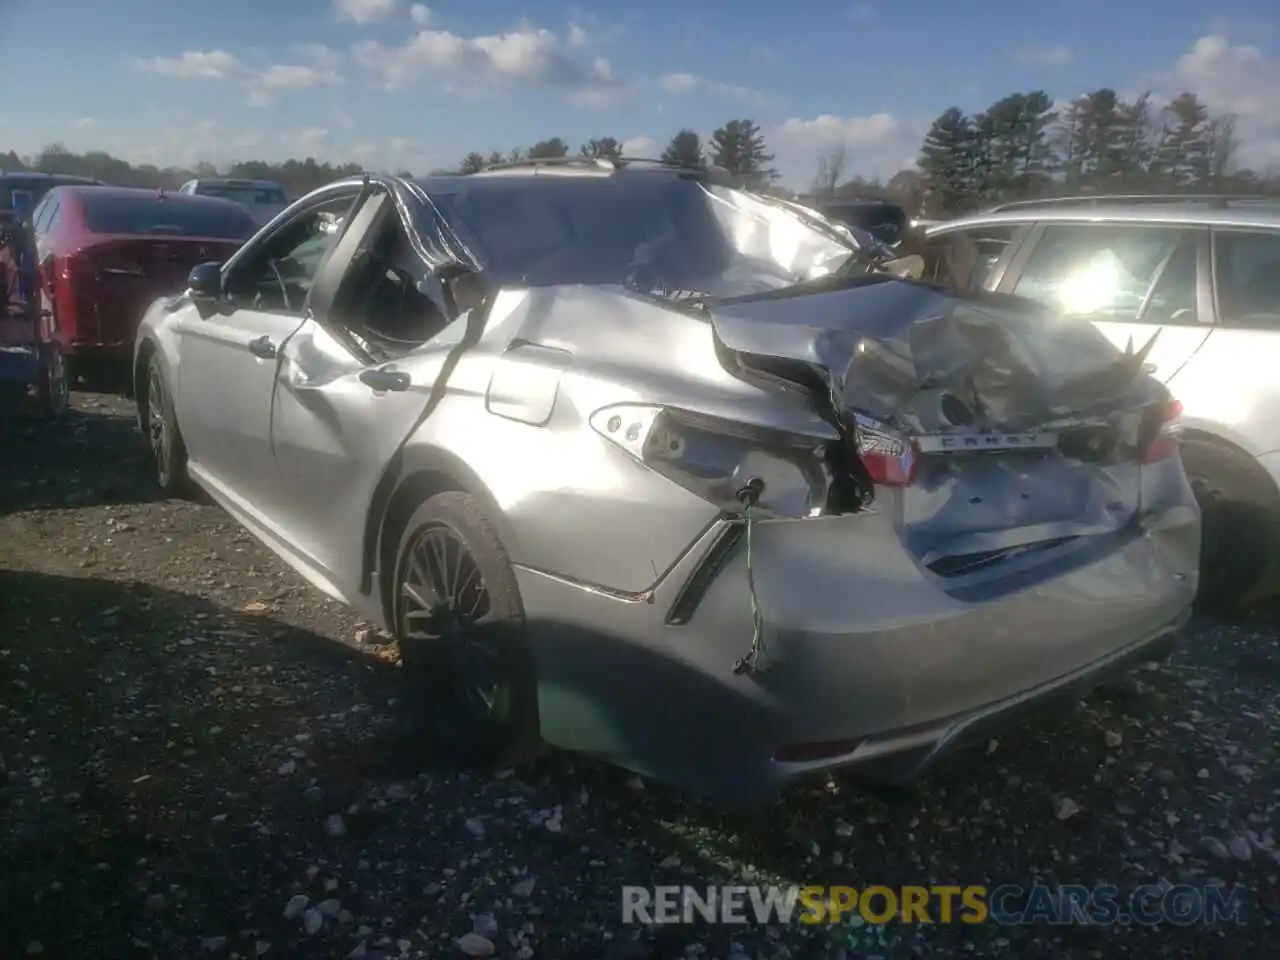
xmin=145 ymin=356 xmax=189 ymax=496
xmin=394 ymin=491 xmax=539 ymax=766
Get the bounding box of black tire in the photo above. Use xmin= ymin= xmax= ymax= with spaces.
xmin=36 ymin=342 xmax=69 ymax=421
xmin=1180 ymin=437 xmax=1280 ymax=614
xmin=393 ymin=491 xmax=539 ymax=766
xmin=144 ymin=355 xmax=189 ymax=496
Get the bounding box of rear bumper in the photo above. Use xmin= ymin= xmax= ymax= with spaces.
xmin=517 ymin=500 xmax=1199 ymax=806
xmin=788 ymin=612 xmax=1185 ymax=788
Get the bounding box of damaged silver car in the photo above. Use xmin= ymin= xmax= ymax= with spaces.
xmin=133 ymin=159 xmax=1199 ymax=806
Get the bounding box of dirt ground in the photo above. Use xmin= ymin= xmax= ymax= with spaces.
xmin=1 ymin=393 xmax=1277 ymax=960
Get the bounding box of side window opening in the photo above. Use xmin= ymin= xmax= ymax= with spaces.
xmin=927 ymin=226 xmax=1017 ymax=291
xmin=1138 ymin=235 xmax=1199 ymax=325
xmin=328 ymin=208 xmax=448 ymax=360
xmin=224 ymin=195 xmax=353 ymax=315
xmin=1012 ymin=224 xmax=1189 ymax=322
xmin=1214 ymin=230 xmax=1280 ymax=330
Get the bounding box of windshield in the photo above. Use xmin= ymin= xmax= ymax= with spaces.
xmin=82 ymin=194 xmax=258 ymax=239
xmin=197 ymin=184 xmax=286 ymax=207
xmin=423 ymin=176 xmax=853 ymax=296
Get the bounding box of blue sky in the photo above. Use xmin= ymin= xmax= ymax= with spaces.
xmin=1 ymin=0 xmax=1277 ymax=185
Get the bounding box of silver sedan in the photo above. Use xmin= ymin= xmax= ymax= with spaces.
xmin=133 ymin=162 xmax=1198 ymax=805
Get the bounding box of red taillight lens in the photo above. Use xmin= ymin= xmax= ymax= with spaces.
xmin=855 ymin=417 xmax=918 ymax=486
xmin=1142 ymin=399 xmax=1183 ymax=463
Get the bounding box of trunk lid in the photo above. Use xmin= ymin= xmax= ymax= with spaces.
xmin=80 ymin=236 xmax=241 ymax=347
xmin=706 ymin=277 xmax=1176 ymax=577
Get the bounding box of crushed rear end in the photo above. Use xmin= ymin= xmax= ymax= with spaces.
xmin=593 ymin=277 xmax=1198 ymax=800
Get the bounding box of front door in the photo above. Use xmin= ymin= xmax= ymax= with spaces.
xmin=267 ymin=189 xmax=450 ymax=599
xmin=997 ymin=222 xmax=1212 ymax=382
xmin=176 ymin=190 xmax=357 ymax=518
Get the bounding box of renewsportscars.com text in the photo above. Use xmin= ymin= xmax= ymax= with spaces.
xmin=621 ymin=884 xmax=1249 ymax=927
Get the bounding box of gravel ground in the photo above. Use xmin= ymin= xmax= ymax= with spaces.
xmin=1 ymin=393 xmax=1277 ymax=960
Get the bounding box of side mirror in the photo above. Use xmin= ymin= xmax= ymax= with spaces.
xmin=188 ymin=261 xmax=223 ymax=300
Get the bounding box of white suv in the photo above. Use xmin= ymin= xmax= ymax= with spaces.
xmin=927 ymin=195 xmax=1280 ymax=612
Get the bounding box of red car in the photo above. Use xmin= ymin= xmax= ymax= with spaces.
xmin=31 ymin=185 xmax=257 ymax=375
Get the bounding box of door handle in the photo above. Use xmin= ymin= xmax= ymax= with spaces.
xmin=248 ymin=335 xmax=276 ymax=359
xmin=359 ymin=368 xmax=411 ymax=392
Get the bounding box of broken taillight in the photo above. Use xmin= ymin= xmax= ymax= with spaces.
xmin=1142 ymin=398 xmax=1183 ymax=464
xmin=854 ymin=415 xmax=918 ymax=486
xmin=588 ymin=402 xmax=836 ymax=518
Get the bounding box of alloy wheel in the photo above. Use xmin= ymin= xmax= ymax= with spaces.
xmin=399 ymin=523 xmax=510 ymax=724
xmin=147 ymin=367 xmax=169 ymax=468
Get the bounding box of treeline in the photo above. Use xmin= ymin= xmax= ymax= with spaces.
xmin=6 ymin=91 xmax=1278 ymax=216
xmin=0 ymin=145 xmax=367 ymax=199
xmin=916 ymin=89 xmax=1280 ymax=216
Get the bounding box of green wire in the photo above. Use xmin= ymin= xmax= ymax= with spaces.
xmin=734 ymin=503 xmax=767 ymax=674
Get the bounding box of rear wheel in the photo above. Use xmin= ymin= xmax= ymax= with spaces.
xmin=1180 ymin=437 xmax=1280 ymax=613
xmin=394 ymin=491 xmax=538 ymax=766
xmin=145 ymin=356 xmax=189 ymax=496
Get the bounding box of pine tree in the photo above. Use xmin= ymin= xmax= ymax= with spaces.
xmin=661 ymin=130 xmax=705 ymax=168
xmin=708 ymin=119 xmax=777 ymax=188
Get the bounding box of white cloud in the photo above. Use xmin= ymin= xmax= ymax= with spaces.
xmin=409 ymin=4 xmax=431 ymax=25
xmin=131 ymin=46 xmax=341 ymax=108
xmin=352 ymin=23 xmax=624 ymax=102
xmin=129 ymin=50 xmax=241 ymax=79
xmin=75 ymin=117 xmax=95 ymax=129
xmin=621 ymin=135 xmax=659 ymax=157
xmin=295 ymin=127 xmax=330 ymax=150
xmin=771 ymin=112 xmax=925 ymax=184
xmin=1013 ymin=44 xmax=1073 ymax=67
xmin=658 ymin=72 xmax=700 ymax=94
xmin=255 ymin=64 xmax=340 ymax=91
xmin=292 ymin=43 xmax=344 ymax=71
xmin=334 ymin=0 xmax=398 ymax=24
xmin=656 ymin=72 xmax=770 ymax=106
xmin=1165 ymin=35 xmax=1280 ymax=171
xmin=567 ymin=24 xmax=589 ymax=49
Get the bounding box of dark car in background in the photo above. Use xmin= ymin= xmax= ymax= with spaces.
xmin=810 ymin=198 xmax=911 ymax=249
xmin=31 ymin=186 xmax=257 ymax=379
xmin=1 ymin=172 xmax=103 ymax=226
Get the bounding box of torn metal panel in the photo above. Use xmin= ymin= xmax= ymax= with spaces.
xmin=706 ymin=277 xmax=1168 ymax=435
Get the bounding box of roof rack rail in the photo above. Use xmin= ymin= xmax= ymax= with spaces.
xmin=986 ymin=193 xmax=1279 ymax=213
xmin=476 ymin=155 xmax=708 ymax=175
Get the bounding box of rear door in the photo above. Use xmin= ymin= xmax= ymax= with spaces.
xmin=1164 ymin=227 xmax=1280 ymax=455
xmin=996 ymin=221 xmax=1212 ymax=383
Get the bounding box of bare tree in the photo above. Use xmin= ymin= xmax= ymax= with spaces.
xmin=1207 ymin=115 xmax=1240 ymax=185
xmin=812 ymin=142 xmax=850 ymax=195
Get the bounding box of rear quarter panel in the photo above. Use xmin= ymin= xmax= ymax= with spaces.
xmin=403 ymin=285 xmax=827 ymax=595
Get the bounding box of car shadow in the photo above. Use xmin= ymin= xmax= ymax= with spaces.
xmin=0 ymin=568 xmax=405 ymax=958
xmin=0 ymin=400 xmax=165 ymax=516
xmin=0 ymin=572 xmax=1263 ymax=959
